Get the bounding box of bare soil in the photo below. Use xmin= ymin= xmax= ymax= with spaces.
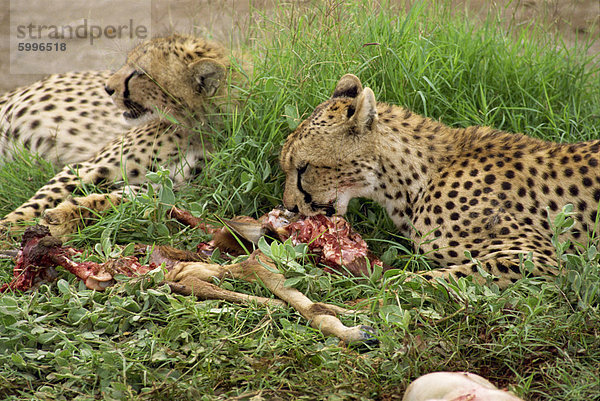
xmin=0 ymin=0 xmax=598 ymax=93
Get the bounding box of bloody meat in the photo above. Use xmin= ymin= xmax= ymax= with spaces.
xmin=211 ymin=209 xmax=386 ymax=277
xmin=264 ymin=210 xmax=385 ymax=276
xmin=0 ymin=225 xmax=152 ymax=293
xmin=1 ymin=209 xmax=385 ymax=292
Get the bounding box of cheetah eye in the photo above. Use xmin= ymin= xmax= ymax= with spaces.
xmin=296 ymin=163 xmax=309 ymax=185
xmin=297 ymin=163 xmax=309 ymax=176
xmin=123 ymin=71 xmax=145 ymax=98
xmin=125 ymin=70 xmax=144 ymax=82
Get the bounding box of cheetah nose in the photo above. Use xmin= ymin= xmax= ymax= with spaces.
xmin=104 ymin=85 xmax=115 ymax=96
xmin=287 ymin=205 xmax=299 ymax=213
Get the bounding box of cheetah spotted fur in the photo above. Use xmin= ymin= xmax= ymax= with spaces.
xmin=0 ymin=71 xmax=128 ymax=166
xmin=1 ymin=34 xmax=241 ymax=238
xmin=280 ymin=74 xmax=600 ymax=288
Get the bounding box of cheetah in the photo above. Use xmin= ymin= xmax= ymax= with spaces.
xmin=1 ymin=34 xmax=241 ymax=238
xmin=280 ymin=74 xmax=600 ymax=288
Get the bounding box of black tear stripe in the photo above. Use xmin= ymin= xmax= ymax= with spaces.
xmin=297 ymin=164 xmax=337 ymax=215
xmin=123 ymin=70 xmax=139 ymax=99
xmin=296 ymin=164 xmax=313 ymax=204
xmin=121 ymin=71 xmax=149 ymax=118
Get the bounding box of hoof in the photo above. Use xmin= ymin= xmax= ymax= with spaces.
xmin=347 ymin=325 xmax=379 ymax=351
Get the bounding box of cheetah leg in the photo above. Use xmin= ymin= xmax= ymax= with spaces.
xmin=1 ymin=162 xmax=121 ymax=230
xmin=41 ymin=192 xmax=124 ymax=239
xmin=41 ymin=183 xmax=160 ymax=239
xmin=166 ymin=251 xmax=379 ymax=347
xmin=419 ymin=251 xmax=558 ymax=289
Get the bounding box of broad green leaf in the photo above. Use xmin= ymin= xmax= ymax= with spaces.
xmin=56 ymin=279 xmax=71 ymax=295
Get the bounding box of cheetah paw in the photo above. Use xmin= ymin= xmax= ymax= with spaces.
xmin=42 ymin=194 xmax=119 ymax=239
xmin=42 ymin=204 xmax=84 ymax=239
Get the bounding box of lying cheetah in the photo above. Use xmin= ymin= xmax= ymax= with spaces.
xmin=1 ymin=34 xmax=241 ymax=237
xmin=280 ymin=74 xmax=600 ymax=288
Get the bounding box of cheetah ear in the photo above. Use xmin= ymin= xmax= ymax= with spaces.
xmin=332 ymin=74 xmax=363 ymax=99
xmin=350 ymin=87 xmax=378 ymax=133
xmin=189 ymin=58 xmax=226 ymax=97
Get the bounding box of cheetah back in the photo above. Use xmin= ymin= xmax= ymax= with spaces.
xmin=0 ymin=71 xmax=128 ymax=166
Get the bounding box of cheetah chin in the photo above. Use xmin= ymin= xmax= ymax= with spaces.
xmin=330 ymin=177 xmax=379 ymax=216
xmin=122 ymin=107 xmax=155 ymax=125
xmin=331 ymin=193 xmax=352 ymax=215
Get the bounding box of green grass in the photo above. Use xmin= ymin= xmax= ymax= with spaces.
xmin=0 ymin=147 xmax=56 ymax=216
xmin=1 ymin=1 xmax=599 ymax=400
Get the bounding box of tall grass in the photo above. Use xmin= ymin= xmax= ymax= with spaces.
xmin=0 ymin=1 xmax=599 ymax=400
xmin=189 ymin=0 xmax=600 ymax=219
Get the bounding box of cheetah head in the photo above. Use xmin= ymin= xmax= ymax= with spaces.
xmin=105 ymin=34 xmax=231 ymax=125
xmin=280 ymin=74 xmax=381 ymax=216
